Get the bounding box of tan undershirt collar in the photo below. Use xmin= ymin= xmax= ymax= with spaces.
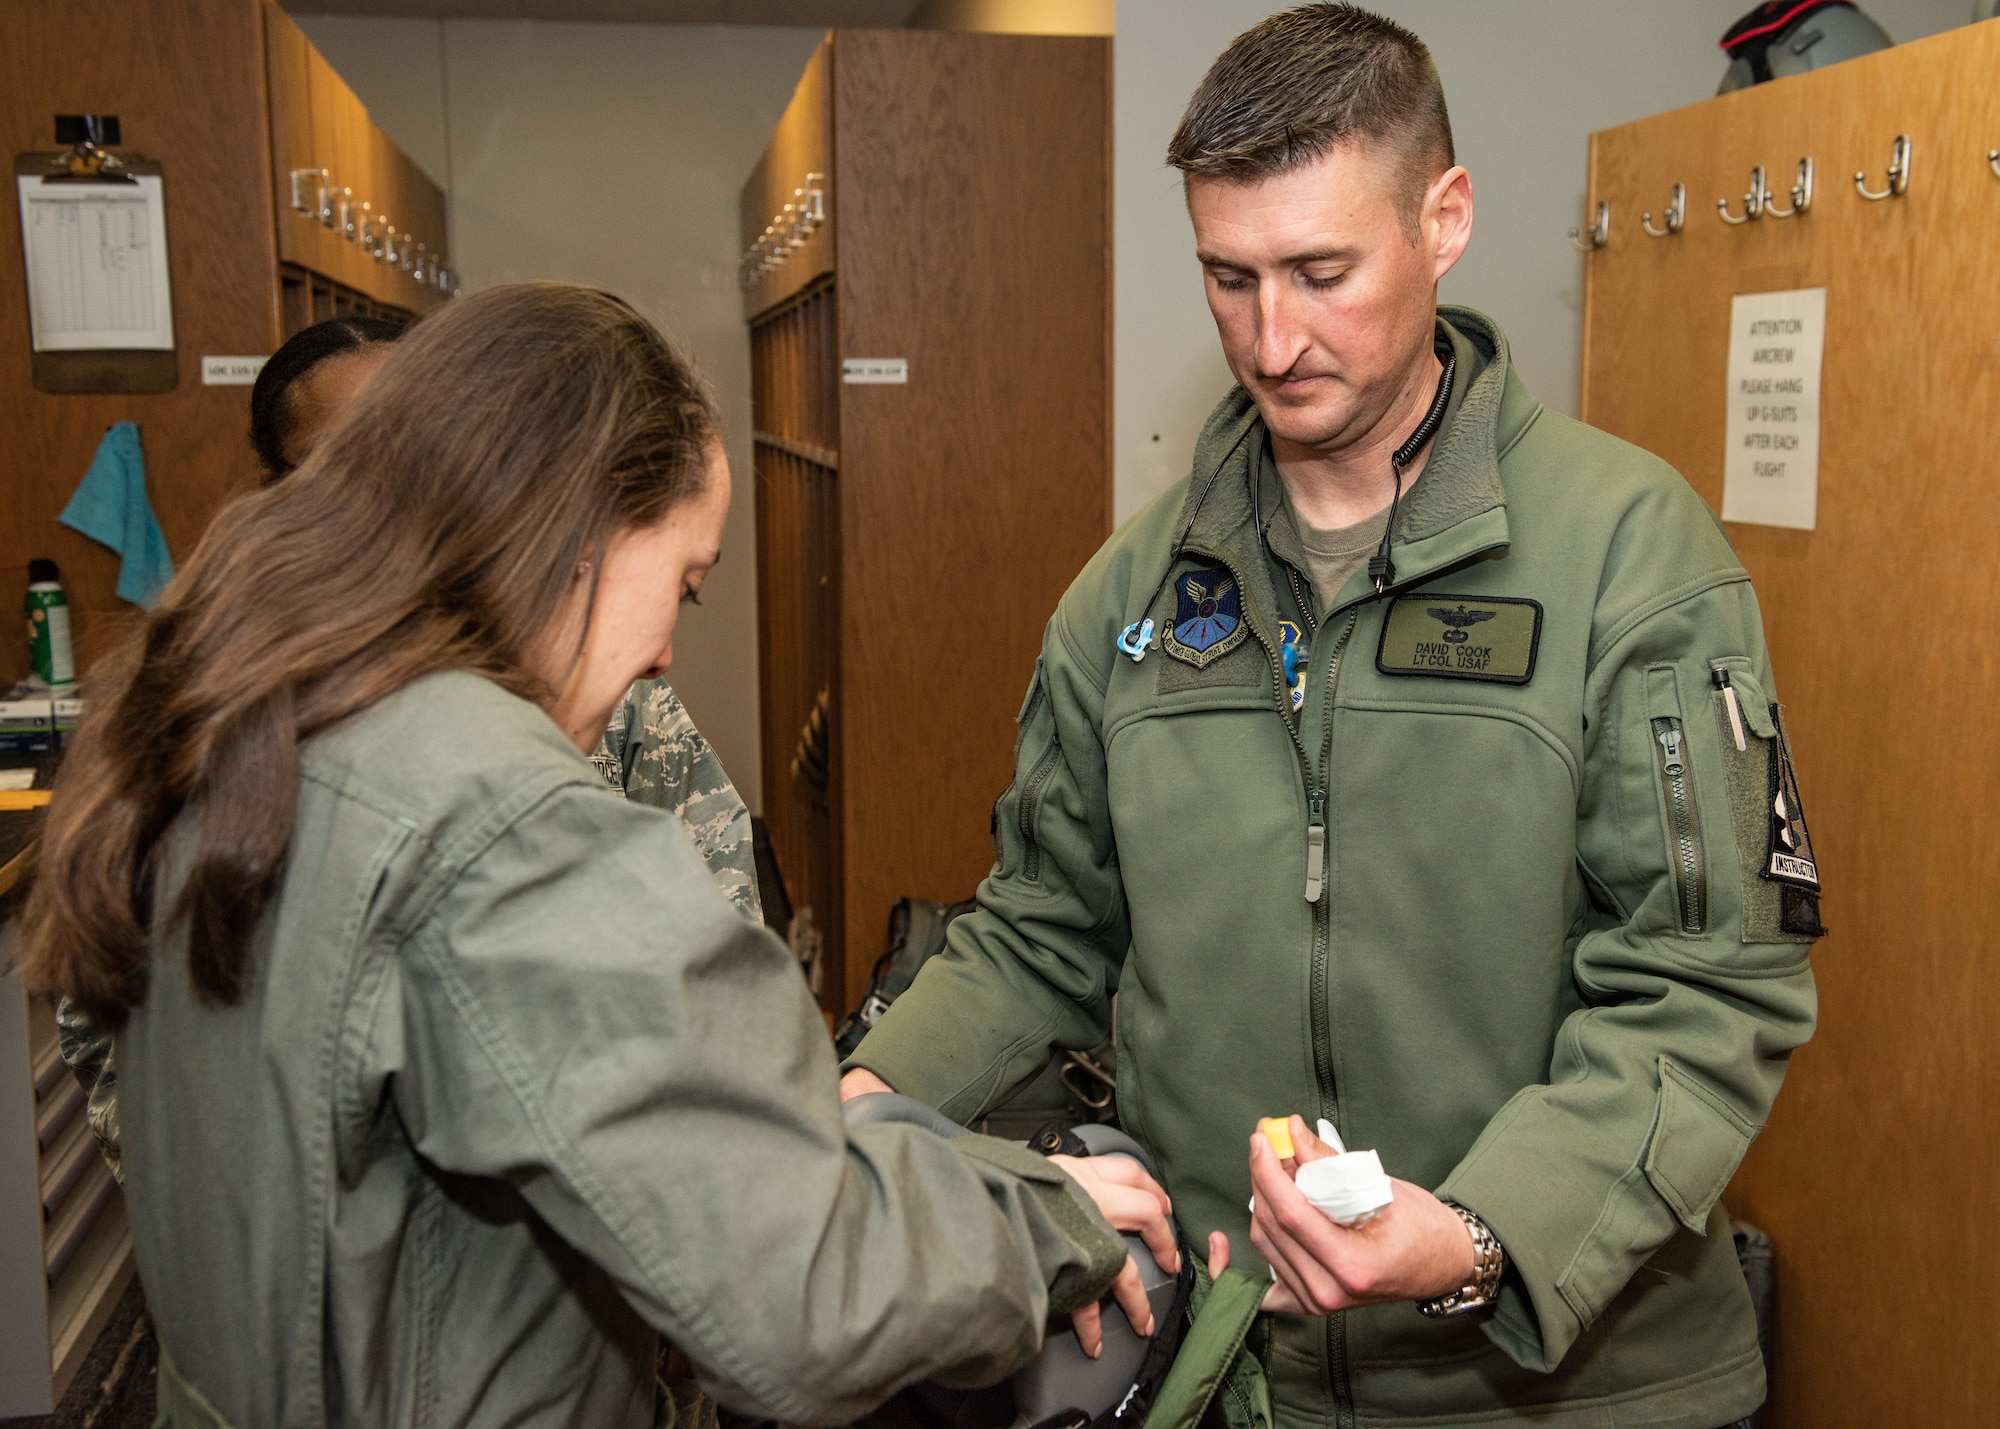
xmin=1290 ymin=503 xmax=1391 ymax=617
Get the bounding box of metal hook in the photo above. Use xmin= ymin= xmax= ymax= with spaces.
xmin=1765 ymin=157 xmax=1814 ymax=218
xmin=1641 ymin=182 xmax=1686 ymax=237
xmin=1855 ymin=134 xmax=1911 ymax=200
xmin=1988 ymin=148 xmax=1999 ymax=179
xmin=1718 ymin=165 xmax=1769 ymax=225
xmin=1568 ymin=200 xmax=1609 ymax=251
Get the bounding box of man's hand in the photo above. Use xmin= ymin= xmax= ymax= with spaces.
xmin=1047 ymin=1153 xmax=1179 ymax=1357
xmin=1247 ymin=1116 xmax=1474 ymax=1315
xmin=840 ymin=1067 xmax=894 ymax=1101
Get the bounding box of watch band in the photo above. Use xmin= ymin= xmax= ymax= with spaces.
xmin=1419 ymin=1203 xmax=1505 ymax=1317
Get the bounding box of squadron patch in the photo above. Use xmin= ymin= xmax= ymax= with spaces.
xmin=1162 ymin=566 xmax=1249 ymax=668
xmin=1375 ymin=595 xmax=1543 ymax=685
xmin=1762 ymin=705 xmax=1825 ymax=936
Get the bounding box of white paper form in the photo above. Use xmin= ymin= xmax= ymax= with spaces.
xmin=16 ymin=174 xmax=174 ymax=351
xmin=1721 ymin=288 xmax=1825 ymax=531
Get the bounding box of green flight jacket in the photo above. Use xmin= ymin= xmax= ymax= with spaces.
xmin=851 ymin=309 xmax=1819 ymax=1428
xmin=57 ymin=676 xmax=759 ymax=1188
xmin=116 ymin=670 xmax=1125 ymax=1429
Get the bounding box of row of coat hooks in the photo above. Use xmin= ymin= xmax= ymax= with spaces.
xmin=1568 ymin=131 xmax=1963 ymax=248
xmin=739 ymin=172 xmax=826 ymax=288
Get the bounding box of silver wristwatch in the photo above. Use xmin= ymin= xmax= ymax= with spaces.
xmin=1419 ymin=1203 xmax=1505 ymax=1317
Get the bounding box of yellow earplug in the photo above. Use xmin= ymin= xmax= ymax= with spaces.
xmin=1258 ymin=1117 xmax=1295 ymax=1159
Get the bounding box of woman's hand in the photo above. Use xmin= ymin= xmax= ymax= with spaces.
xmin=1202 ymin=1230 xmax=1306 ymax=1313
xmin=1047 ymin=1153 xmax=1181 ymax=1358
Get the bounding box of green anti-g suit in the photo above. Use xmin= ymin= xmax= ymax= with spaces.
xmin=851 ymin=309 xmax=1820 ymax=1428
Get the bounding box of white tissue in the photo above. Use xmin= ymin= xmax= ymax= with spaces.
xmin=1294 ymin=1149 xmax=1394 ymax=1227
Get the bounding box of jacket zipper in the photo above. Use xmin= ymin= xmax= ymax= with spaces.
xmin=1017 ymin=679 xmax=1047 ymax=750
xmin=1003 ymin=679 xmax=1052 ymax=870
xmin=1278 ymin=560 xmax=1360 ymax=1429
xmin=1305 ymin=609 xmax=1357 ymax=1060
xmin=1282 ymin=568 xmax=1333 ymax=902
xmin=1652 ymin=718 xmax=1707 ymax=933
xmin=1018 ymin=736 xmax=1062 ymax=882
xmin=1307 ymin=609 xmax=1358 ymax=1429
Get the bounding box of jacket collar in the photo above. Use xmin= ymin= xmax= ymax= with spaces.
xmin=1173 ymin=307 xmax=1541 ymax=617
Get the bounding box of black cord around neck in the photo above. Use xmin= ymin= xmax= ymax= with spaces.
xmin=1367 ymin=351 xmax=1457 ymax=594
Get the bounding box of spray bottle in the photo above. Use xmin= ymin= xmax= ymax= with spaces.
xmin=25 ymin=558 xmax=75 ymax=690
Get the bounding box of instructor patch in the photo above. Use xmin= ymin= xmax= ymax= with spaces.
xmin=1375 ymin=595 xmax=1543 ymax=685
xmin=1762 ymin=705 xmax=1825 ymax=936
xmin=1162 ymin=567 xmax=1249 ymax=668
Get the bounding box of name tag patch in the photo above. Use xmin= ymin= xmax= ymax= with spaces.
xmin=1375 ymin=595 xmax=1543 ymax=685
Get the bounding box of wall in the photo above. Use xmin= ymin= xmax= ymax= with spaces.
xmin=1115 ymin=0 xmax=1974 ymax=523
xmin=295 ymin=13 xmax=829 ymax=811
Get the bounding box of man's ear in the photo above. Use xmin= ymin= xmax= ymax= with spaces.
xmin=1427 ymin=166 xmax=1474 ymax=282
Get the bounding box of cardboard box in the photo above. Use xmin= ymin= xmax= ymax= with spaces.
xmin=0 ymin=695 xmax=83 ymax=753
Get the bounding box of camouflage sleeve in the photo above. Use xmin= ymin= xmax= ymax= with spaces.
xmin=588 ymin=683 xmax=639 ymax=793
xmin=597 ymin=679 xmax=762 ymax=923
xmin=54 ymin=997 xmax=122 ymax=1182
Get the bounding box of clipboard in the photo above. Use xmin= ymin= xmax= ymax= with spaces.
xmin=15 ymin=128 xmax=178 ymax=395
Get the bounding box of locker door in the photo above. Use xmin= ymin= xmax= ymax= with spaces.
xmin=263 ymin=3 xmax=330 ymax=280
xmin=751 ymin=284 xmax=844 ymax=1015
xmin=1580 ymin=22 xmax=2000 ymax=1426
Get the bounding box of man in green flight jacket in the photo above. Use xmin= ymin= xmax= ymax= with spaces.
xmin=844 ymin=6 xmax=1820 ymax=1427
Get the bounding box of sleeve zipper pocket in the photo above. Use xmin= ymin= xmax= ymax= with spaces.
xmin=1018 ymin=737 xmax=1063 ymax=883
xmin=1652 ymin=717 xmax=1707 ymax=934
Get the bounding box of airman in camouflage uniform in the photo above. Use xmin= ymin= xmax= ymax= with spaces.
xmin=589 ymin=677 xmax=761 ymax=923
xmin=54 ymin=1002 xmax=121 ymax=1178
xmin=56 ymin=678 xmax=759 ymax=1182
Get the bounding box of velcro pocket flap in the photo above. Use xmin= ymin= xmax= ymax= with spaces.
xmin=1644 ymin=1058 xmax=1757 ymax=1233
xmin=1643 ymin=662 xmax=1683 ymax=720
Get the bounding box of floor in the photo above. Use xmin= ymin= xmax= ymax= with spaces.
xmin=0 ymin=1281 xmax=155 ymax=1429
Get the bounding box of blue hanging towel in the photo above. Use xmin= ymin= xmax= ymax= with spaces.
xmin=60 ymin=421 xmax=175 ymax=608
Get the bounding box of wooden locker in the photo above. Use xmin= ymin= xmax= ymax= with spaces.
xmin=366 ymin=123 xmax=402 ymax=299
xmin=331 ymin=62 xmax=371 ymax=296
xmin=743 ymin=32 xmax=1111 ymax=1014
xmin=268 ymin=1 xmax=447 ymax=330
xmin=1578 ymin=22 xmax=2000 ymax=1425
xmin=265 ymin=6 xmax=332 ymax=279
xmin=305 ymin=41 xmax=353 ymax=293
xmin=405 ymin=147 xmax=448 ymax=289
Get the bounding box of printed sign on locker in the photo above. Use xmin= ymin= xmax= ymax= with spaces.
xmin=201 ymin=356 xmax=267 ymax=385
xmin=1721 ymin=288 xmax=1826 ymax=530
xmin=842 ymin=357 xmax=907 ymax=384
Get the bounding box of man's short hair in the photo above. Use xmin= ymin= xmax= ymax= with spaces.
xmin=1167 ymin=3 xmax=1455 ymax=227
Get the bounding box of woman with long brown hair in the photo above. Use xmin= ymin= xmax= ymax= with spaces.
xmin=56 ymin=312 xmax=768 ymax=1187
xmin=16 ymin=284 xmax=1171 ymax=1428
